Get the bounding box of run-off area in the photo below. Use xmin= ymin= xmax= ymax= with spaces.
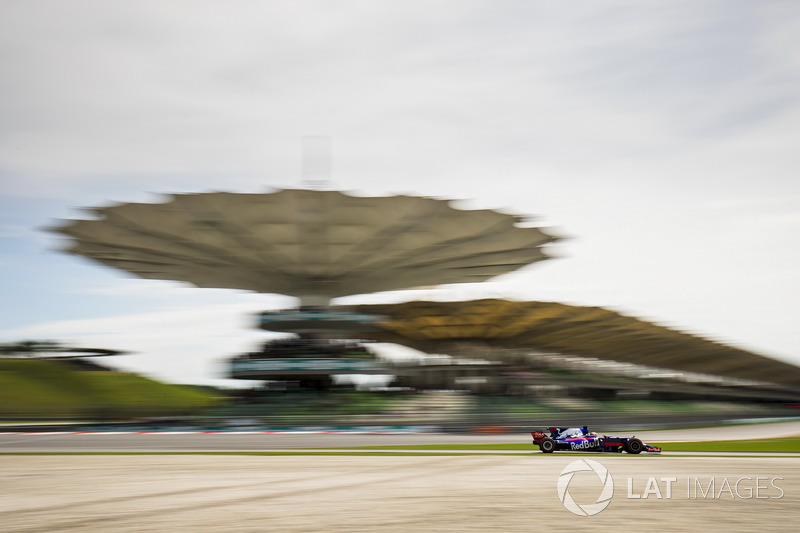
xmin=1 ymin=455 xmax=798 ymax=532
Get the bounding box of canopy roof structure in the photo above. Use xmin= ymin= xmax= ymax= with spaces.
xmin=50 ymin=187 xmax=800 ymax=389
xmin=342 ymin=299 xmax=800 ymax=387
xmin=52 ymin=189 xmax=558 ymax=306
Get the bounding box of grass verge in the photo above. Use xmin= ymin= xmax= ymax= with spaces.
xmin=648 ymin=436 xmax=800 ymax=453
xmin=1 ymin=437 xmax=798 ymax=456
xmin=331 ymin=436 xmax=800 ymax=453
xmin=0 ymin=451 xmax=532 ymax=456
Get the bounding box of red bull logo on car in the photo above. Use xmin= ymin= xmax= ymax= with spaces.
xmin=569 ymin=438 xmax=601 ymax=450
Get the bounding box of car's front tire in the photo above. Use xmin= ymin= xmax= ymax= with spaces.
xmin=539 ymin=437 xmax=556 ymax=453
xmin=625 ymin=438 xmax=643 ymax=454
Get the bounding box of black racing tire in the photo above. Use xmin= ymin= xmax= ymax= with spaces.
xmin=539 ymin=437 xmax=556 ymax=453
xmin=626 ymin=438 xmax=644 ymax=454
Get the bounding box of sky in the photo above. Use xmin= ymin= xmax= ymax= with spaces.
xmin=1 ymin=0 xmax=798 ymax=387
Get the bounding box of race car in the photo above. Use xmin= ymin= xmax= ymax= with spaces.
xmin=531 ymin=426 xmax=661 ymax=454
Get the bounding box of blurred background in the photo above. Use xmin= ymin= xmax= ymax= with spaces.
xmin=1 ymin=1 xmax=799 ymax=434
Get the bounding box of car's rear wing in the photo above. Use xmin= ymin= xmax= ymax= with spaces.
xmin=531 ymin=430 xmax=547 ymax=443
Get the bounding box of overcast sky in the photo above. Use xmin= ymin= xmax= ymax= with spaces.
xmin=1 ymin=1 xmax=798 ymax=387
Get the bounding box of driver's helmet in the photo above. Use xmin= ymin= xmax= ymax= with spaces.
xmin=558 ymin=428 xmax=584 ymax=439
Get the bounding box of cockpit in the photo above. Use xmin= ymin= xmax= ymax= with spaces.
xmin=556 ymin=427 xmax=587 ymax=439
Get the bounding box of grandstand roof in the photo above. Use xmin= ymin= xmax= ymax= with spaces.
xmin=343 ymin=299 xmax=800 ymax=387
xmin=51 ymin=189 xmax=557 ymax=305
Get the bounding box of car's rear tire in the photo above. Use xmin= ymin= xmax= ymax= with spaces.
xmin=540 ymin=437 xmax=556 ymax=453
xmin=626 ymin=438 xmax=643 ymax=454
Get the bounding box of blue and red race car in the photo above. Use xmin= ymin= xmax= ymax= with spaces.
xmin=531 ymin=426 xmax=661 ymax=454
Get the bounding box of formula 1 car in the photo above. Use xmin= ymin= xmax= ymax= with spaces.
xmin=531 ymin=426 xmax=661 ymax=454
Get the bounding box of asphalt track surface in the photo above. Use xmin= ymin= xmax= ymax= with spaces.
xmin=2 ymin=422 xmax=800 ymax=531
xmin=2 ymin=420 xmax=800 ymax=453
xmin=2 ymin=454 xmax=799 ymax=532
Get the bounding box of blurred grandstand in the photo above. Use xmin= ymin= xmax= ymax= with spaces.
xmin=49 ymin=187 xmax=800 ymax=428
xmin=341 ymin=299 xmax=800 ymax=402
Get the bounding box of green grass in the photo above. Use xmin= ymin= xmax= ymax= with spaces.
xmin=0 ymin=420 xmax=89 ymax=425
xmin=327 ymin=436 xmax=800 ymax=453
xmin=0 ymin=451 xmax=533 ymax=456
xmin=329 ymin=443 xmax=533 ymax=451
xmin=0 ymin=359 xmax=221 ymax=418
xmin=648 ymin=436 xmax=800 ymax=453
xmin=2 ymin=436 xmax=800 ymax=456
